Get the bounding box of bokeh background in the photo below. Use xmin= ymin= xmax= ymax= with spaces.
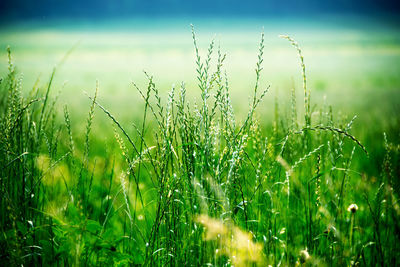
xmin=1 ymin=0 xmax=399 ymax=159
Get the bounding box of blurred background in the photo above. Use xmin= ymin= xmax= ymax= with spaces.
xmin=0 ymin=0 xmax=399 ymax=153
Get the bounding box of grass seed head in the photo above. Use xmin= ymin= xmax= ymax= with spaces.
xmin=347 ymin=204 xmax=359 ymax=214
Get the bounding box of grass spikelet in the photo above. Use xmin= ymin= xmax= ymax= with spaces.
xmin=280 ymin=35 xmax=310 ymax=127
xmin=63 ymin=105 xmax=74 ymax=154
xmin=296 ymin=125 xmax=368 ymax=155
xmin=84 ymin=81 xmax=98 ymax=165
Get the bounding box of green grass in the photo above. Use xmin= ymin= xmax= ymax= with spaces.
xmin=0 ymin=20 xmax=400 ymax=266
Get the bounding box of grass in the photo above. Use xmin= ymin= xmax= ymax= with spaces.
xmin=1 ymin=22 xmax=400 ymax=266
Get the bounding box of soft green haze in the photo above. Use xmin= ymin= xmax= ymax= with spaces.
xmin=1 ymin=18 xmax=399 ymax=118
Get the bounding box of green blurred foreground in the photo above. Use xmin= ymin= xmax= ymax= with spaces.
xmin=0 ymin=19 xmax=399 ymax=266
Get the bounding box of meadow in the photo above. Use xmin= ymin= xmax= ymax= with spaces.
xmin=0 ymin=17 xmax=399 ymax=266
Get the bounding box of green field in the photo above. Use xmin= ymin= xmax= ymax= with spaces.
xmin=1 ymin=17 xmax=399 ymax=118
xmin=0 ymin=17 xmax=400 ymax=265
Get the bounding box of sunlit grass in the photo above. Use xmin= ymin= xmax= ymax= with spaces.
xmin=0 ymin=19 xmax=399 ymax=265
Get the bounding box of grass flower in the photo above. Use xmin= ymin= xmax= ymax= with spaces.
xmin=347 ymin=203 xmax=358 ymax=213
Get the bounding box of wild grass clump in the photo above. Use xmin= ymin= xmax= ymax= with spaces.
xmin=0 ymin=27 xmax=399 ymax=266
